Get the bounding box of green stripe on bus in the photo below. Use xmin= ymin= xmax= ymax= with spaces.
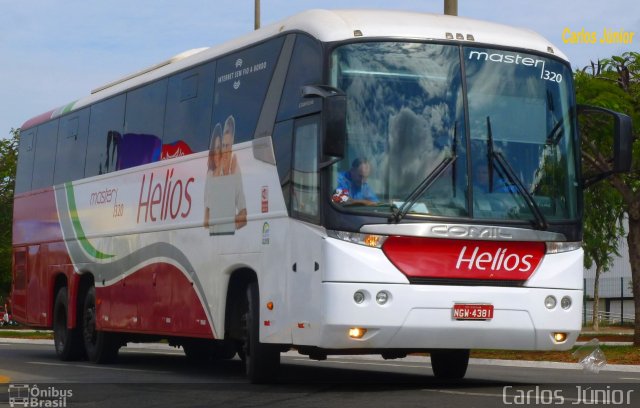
xmin=60 ymin=101 xmax=76 ymax=114
xmin=65 ymin=182 xmax=114 ymax=260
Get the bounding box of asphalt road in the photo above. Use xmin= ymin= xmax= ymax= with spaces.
xmin=1 ymin=340 xmax=639 ymax=407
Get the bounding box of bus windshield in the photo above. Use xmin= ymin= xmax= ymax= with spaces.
xmin=330 ymin=42 xmax=578 ymax=225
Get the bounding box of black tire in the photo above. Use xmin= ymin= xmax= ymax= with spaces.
xmin=212 ymin=340 xmax=237 ymax=360
xmin=83 ymin=286 xmax=120 ymax=363
xmin=182 ymin=339 xmax=236 ymax=363
xmin=430 ymin=349 xmax=470 ymax=379
xmin=182 ymin=339 xmax=214 ymax=363
xmin=241 ymin=281 xmax=280 ymax=383
xmin=53 ymin=287 xmax=84 ymax=361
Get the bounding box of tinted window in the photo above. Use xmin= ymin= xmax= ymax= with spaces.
xmin=212 ymin=37 xmax=284 ymax=144
xmin=54 ymin=108 xmax=89 ymax=184
xmin=277 ymin=35 xmax=323 ymax=121
xmin=272 ymin=120 xmax=293 ymax=212
xmin=292 ymin=116 xmax=320 ymax=221
xmin=126 ymin=79 xmax=167 ymax=137
xmin=119 ymin=80 xmax=167 ymax=170
xmin=164 ymin=61 xmax=216 ymax=156
xmin=31 ymin=120 xmax=59 ymax=190
xmin=86 ymin=94 xmax=126 ymax=176
xmin=15 ymin=130 xmax=35 ymax=194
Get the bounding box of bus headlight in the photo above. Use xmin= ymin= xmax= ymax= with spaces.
xmin=546 ymin=241 xmax=582 ymax=254
xmin=561 ymin=296 xmax=572 ymax=310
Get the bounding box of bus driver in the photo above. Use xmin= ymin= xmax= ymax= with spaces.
xmin=332 ymin=158 xmax=379 ymax=205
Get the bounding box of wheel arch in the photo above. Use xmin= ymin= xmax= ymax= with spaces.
xmin=65 ymin=270 xmax=95 ymax=329
xmin=51 ymin=273 xmax=68 ymax=328
xmin=224 ymin=267 xmax=258 ymax=341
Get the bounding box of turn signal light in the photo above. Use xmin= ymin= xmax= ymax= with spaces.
xmin=363 ymin=234 xmax=383 ymax=247
xmin=348 ymin=327 xmax=367 ymax=339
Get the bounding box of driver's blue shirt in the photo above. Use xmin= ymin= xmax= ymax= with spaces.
xmin=336 ymin=171 xmax=378 ymax=201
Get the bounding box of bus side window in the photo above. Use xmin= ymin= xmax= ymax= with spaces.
xmin=212 ymin=37 xmax=284 ymax=144
xmin=31 ymin=120 xmax=59 ymax=190
xmin=277 ymin=34 xmax=323 ymax=121
xmin=15 ymin=130 xmax=35 ymax=194
xmin=164 ymin=61 xmax=216 ymax=154
xmin=121 ymin=79 xmax=168 ymax=169
xmin=273 ymin=120 xmax=294 ymax=214
xmin=54 ymin=109 xmax=89 ymax=184
xmin=86 ymin=94 xmax=126 ymax=177
xmin=292 ymin=116 xmax=320 ymax=221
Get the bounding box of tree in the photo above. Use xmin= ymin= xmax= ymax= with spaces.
xmin=582 ymin=182 xmax=624 ymax=330
xmin=0 ymin=128 xmax=19 ymax=301
xmin=577 ymin=52 xmax=640 ymax=344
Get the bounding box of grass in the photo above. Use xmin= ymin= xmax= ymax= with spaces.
xmin=472 ymin=346 xmax=640 ymax=365
xmin=0 ymin=329 xmax=53 ymax=340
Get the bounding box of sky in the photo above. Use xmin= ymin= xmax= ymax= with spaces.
xmin=0 ymin=0 xmax=638 ymax=139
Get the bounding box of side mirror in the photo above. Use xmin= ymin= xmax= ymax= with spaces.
xmin=578 ymin=105 xmax=633 ymax=187
xmin=302 ymin=85 xmax=346 ymax=158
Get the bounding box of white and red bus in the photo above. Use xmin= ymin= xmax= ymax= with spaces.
xmin=11 ymin=9 xmax=631 ymax=382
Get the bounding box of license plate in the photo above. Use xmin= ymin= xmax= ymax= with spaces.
xmin=453 ymin=304 xmax=494 ymax=320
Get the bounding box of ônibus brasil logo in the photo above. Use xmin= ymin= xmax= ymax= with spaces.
xmin=8 ymin=384 xmax=72 ymax=407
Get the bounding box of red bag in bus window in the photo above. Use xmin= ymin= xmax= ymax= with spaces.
xmin=161 ymin=140 xmax=193 ymax=160
xmin=332 ymin=188 xmax=350 ymax=203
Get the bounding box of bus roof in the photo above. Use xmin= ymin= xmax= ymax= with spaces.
xmin=21 ymin=9 xmax=567 ymax=130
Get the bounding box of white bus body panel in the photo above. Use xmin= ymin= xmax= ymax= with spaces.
xmin=286 ymin=236 xmax=582 ymax=351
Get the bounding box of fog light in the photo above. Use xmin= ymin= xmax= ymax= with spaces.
xmin=349 ymin=327 xmax=367 ymax=339
xmin=353 ymin=291 xmax=365 ymax=304
xmin=561 ymin=296 xmax=572 ymax=310
xmin=553 ymin=332 xmax=567 ymax=343
xmin=376 ymin=291 xmax=389 ymax=305
xmin=544 ymin=295 xmax=557 ymax=309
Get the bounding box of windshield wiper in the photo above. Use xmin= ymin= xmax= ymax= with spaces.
xmin=486 ymin=116 xmax=548 ymax=230
xmin=545 ymin=112 xmax=573 ymax=146
xmin=391 ymin=126 xmax=458 ymax=223
xmin=390 ymin=154 xmax=455 ymax=223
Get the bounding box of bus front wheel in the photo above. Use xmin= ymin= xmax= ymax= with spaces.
xmin=430 ymin=349 xmax=470 ymax=379
xmin=82 ymin=287 xmax=120 ymax=363
xmin=241 ymin=281 xmax=280 ymax=383
xmin=53 ymin=287 xmax=83 ymax=361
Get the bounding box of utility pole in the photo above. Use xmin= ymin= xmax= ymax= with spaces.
xmin=444 ymin=0 xmax=458 ymax=16
xmin=255 ymin=0 xmax=261 ymax=30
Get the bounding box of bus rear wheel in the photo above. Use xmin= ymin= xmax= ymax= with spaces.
xmin=53 ymin=287 xmax=83 ymax=361
xmin=430 ymin=349 xmax=470 ymax=379
xmin=82 ymin=286 xmax=120 ymax=363
xmin=241 ymin=281 xmax=280 ymax=383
